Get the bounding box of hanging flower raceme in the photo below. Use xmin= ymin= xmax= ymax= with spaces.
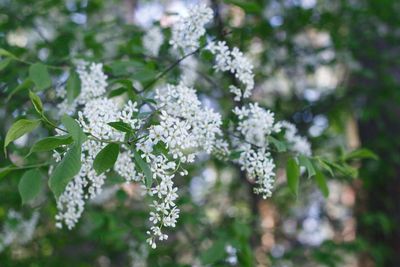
xmin=3 ymin=3 xmax=317 ymax=251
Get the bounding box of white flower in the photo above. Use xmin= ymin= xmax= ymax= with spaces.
xmin=143 ymin=26 xmax=164 ymax=56
xmin=170 ymin=4 xmax=213 ymax=53
xmin=238 ymin=145 xmax=276 ymax=199
xmin=0 ymin=210 xmax=39 ymax=252
xmin=207 ymin=41 xmax=255 ymax=100
xmin=278 ymin=121 xmax=312 ymax=156
xmin=233 ymin=103 xmax=278 ymax=147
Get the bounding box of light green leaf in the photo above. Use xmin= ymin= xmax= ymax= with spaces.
xmin=48 ymin=143 xmax=82 ymax=198
xmin=61 ymin=115 xmax=87 ymax=143
xmin=224 ymin=0 xmax=261 ymax=13
xmin=286 ymin=157 xmax=300 ymax=196
xmin=268 ymin=136 xmax=287 ymax=152
xmin=29 ymin=63 xmax=51 ymax=90
xmin=314 ymin=170 xmax=329 ymax=198
xmin=318 ymin=158 xmax=334 ymax=177
xmin=4 ymin=119 xmax=41 ymax=154
xmin=18 ymin=169 xmax=43 ymax=205
xmin=29 ymin=90 xmax=43 ymax=114
xmin=0 ymin=48 xmax=17 ymax=59
xmin=298 ymin=155 xmax=316 ymax=178
xmin=344 ymin=148 xmax=378 ymax=161
xmin=133 ymin=150 xmax=153 ymax=188
xmin=107 ymin=121 xmax=133 ymax=133
xmin=27 ymin=135 xmax=73 ymax=157
xmin=66 ymin=71 xmax=81 ymax=104
xmin=93 ymin=143 xmax=120 ymax=174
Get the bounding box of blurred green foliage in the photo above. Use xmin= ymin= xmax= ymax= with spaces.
xmin=0 ymin=0 xmax=398 ymax=266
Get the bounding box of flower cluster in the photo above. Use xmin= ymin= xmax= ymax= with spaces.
xmin=0 ymin=210 xmax=39 ymax=252
xmin=170 ymin=4 xmax=213 ymax=53
xmin=46 ymin=4 xmax=315 ymax=250
xmin=233 ymin=103 xmax=280 ymax=146
xmin=56 ymin=61 xmax=108 ymax=116
xmin=238 ymin=145 xmax=276 ymax=198
xmin=207 ymin=41 xmax=255 ymax=100
xmin=278 ymin=121 xmax=312 ymax=156
xmin=137 ymin=83 xmax=224 ymax=248
xmin=53 ymin=62 xmax=142 ymax=229
xmin=231 ymin=104 xmax=283 ymax=198
xmin=143 ymin=26 xmax=164 ymax=57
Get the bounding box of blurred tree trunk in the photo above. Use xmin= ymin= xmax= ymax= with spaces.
xmin=348 ymin=12 xmax=400 ymax=265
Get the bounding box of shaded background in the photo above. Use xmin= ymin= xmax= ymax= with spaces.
xmin=0 ymin=0 xmax=399 ymax=266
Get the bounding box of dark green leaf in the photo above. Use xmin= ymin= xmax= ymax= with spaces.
xmin=298 ymin=155 xmax=316 ymax=178
xmin=93 ymin=143 xmax=120 ymax=174
xmin=29 ymin=63 xmax=51 ymax=90
xmin=49 ymin=143 xmax=82 ymax=198
xmin=108 ymin=121 xmax=133 ymax=133
xmin=4 ymin=119 xmax=41 ymax=154
xmin=66 ymin=71 xmax=81 ymax=103
xmin=27 ymin=135 xmax=73 ymax=157
xmin=133 ymin=150 xmax=153 ymax=188
xmin=314 ymin=170 xmax=329 ymax=198
xmin=229 ymin=150 xmax=242 ymax=160
xmin=344 ymin=148 xmax=378 ymax=161
xmin=200 ymin=240 xmax=226 ymax=264
xmin=0 ymin=58 xmax=12 ymax=71
xmin=0 ymin=166 xmax=14 ymax=180
xmin=108 ymin=87 xmax=127 ymax=98
xmin=286 ymin=157 xmax=300 ymax=196
xmin=7 ymin=79 xmax=34 ymax=101
xmin=61 ymin=115 xmax=87 ymax=143
xmin=18 ymin=169 xmax=43 ymax=205
xmin=29 ymin=90 xmax=43 ymax=114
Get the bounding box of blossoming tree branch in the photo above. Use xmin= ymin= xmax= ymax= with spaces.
xmin=1 ymin=4 xmax=371 ymax=250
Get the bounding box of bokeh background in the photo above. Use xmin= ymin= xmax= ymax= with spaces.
xmin=1 ymin=0 xmax=399 ymax=266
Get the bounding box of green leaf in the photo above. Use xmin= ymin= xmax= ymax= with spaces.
xmin=314 ymin=170 xmax=329 ymax=198
xmin=108 ymin=87 xmax=127 ymax=98
xmin=268 ymin=136 xmax=287 ymax=152
xmin=49 ymin=143 xmax=82 ymax=198
xmin=107 ymin=121 xmax=133 ymax=133
xmin=27 ymin=135 xmax=73 ymax=157
xmin=132 ymin=69 xmax=158 ymax=83
xmin=93 ymin=143 xmax=120 ymax=174
xmin=229 ymin=150 xmax=242 ymax=160
xmin=61 ymin=115 xmax=87 ymax=143
xmin=66 ymin=71 xmax=81 ymax=103
xmin=133 ymin=150 xmax=153 ymax=188
xmin=344 ymin=148 xmax=378 ymax=161
xmin=29 ymin=63 xmax=51 ymax=90
xmin=0 ymin=166 xmax=14 ymax=180
xmin=0 ymin=48 xmax=17 ymax=59
xmin=18 ymin=169 xmax=43 ymax=205
xmin=4 ymin=119 xmax=41 ymax=154
xmin=298 ymin=155 xmax=316 ymax=178
xmin=317 ymin=158 xmax=334 ymax=177
xmin=0 ymin=58 xmax=12 ymax=71
xmin=29 ymin=90 xmax=43 ymax=114
xmin=200 ymin=240 xmax=226 ymax=264
xmin=286 ymin=157 xmax=300 ymax=196
xmin=7 ymin=79 xmax=34 ymax=101
xmin=224 ymin=0 xmax=261 ymax=13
